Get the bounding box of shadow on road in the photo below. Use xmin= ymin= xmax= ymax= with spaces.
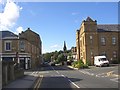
xmin=39 ymin=76 xmax=82 ymax=88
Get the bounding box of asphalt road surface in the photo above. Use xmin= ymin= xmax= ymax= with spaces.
xmin=37 ymin=65 xmax=119 ymax=89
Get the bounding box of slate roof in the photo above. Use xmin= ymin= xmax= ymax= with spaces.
xmin=0 ymin=31 xmax=18 ymax=39
xmin=97 ymin=24 xmax=120 ymax=32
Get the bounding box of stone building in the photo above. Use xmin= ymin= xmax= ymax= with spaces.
xmin=76 ymin=17 xmax=120 ymax=65
xmin=0 ymin=28 xmax=42 ymax=69
xmin=0 ymin=31 xmax=19 ymax=62
xmin=19 ymin=28 xmax=42 ymax=69
xmin=71 ymin=47 xmax=77 ymax=61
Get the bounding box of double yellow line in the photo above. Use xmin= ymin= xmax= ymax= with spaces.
xmin=33 ymin=75 xmax=43 ymax=90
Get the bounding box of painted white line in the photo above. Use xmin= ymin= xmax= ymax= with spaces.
xmin=68 ymin=79 xmax=80 ymax=88
xmin=50 ymin=75 xmax=63 ymax=77
xmin=79 ymin=70 xmax=94 ymax=76
xmin=56 ymin=71 xmax=60 ymax=74
xmin=96 ymin=75 xmax=101 ymax=77
xmin=51 ymin=66 xmax=60 ymax=74
xmin=39 ymin=71 xmax=49 ymax=74
xmin=110 ymin=78 xmax=119 ymax=83
xmin=51 ymin=66 xmax=56 ymax=71
xmin=51 ymin=66 xmax=80 ymax=88
xmin=61 ymin=74 xmax=80 ymax=88
xmin=61 ymin=74 xmax=66 ymax=78
xmin=30 ymin=71 xmax=36 ymax=76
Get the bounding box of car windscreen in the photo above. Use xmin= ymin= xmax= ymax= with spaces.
xmin=100 ymin=58 xmax=107 ymax=61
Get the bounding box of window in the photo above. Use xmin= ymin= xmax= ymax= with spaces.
xmin=90 ymin=36 xmax=93 ymax=44
xmin=91 ymin=51 xmax=93 ymax=55
xmin=19 ymin=40 xmax=25 ymax=51
xmin=5 ymin=41 xmax=11 ymax=51
xmin=83 ymin=36 xmax=85 ymax=45
xmin=112 ymin=37 xmax=116 ymax=45
xmin=101 ymin=37 xmax=106 ymax=45
xmin=90 ymin=36 xmax=93 ymax=39
xmin=113 ymin=51 xmax=117 ymax=58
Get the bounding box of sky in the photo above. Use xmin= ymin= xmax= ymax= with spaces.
xmin=0 ymin=1 xmax=119 ymax=53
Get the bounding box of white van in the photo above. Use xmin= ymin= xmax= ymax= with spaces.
xmin=94 ymin=56 xmax=109 ymax=67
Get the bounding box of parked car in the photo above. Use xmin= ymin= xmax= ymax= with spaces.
xmin=41 ymin=62 xmax=49 ymax=67
xmin=94 ymin=56 xmax=109 ymax=67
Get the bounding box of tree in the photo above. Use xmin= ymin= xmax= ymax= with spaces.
xmin=43 ymin=53 xmax=52 ymax=62
xmin=57 ymin=53 xmax=66 ymax=64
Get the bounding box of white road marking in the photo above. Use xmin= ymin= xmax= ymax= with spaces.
xmin=68 ymin=78 xmax=80 ymax=88
xmin=56 ymin=71 xmax=60 ymax=74
xmin=50 ymin=75 xmax=62 ymax=77
xmin=51 ymin=66 xmax=80 ymax=88
xmin=79 ymin=70 xmax=94 ymax=76
xmin=39 ymin=71 xmax=49 ymax=74
xmin=51 ymin=66 xmax=60 ymax=74
xmin=79 ymin=70 xmax=110 ymax=78
xmin=61 ymin=74 xmax=80 ymax=88
xmin=110 ymin=78 xmax=119 ymax=83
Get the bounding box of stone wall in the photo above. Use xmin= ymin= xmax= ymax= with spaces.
xmin=2 ymin=61 xmax=24 ymax=87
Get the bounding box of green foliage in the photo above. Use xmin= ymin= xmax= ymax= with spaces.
xmin=55 ymin=59 xmax=60 ymax=64
xmin=43 ymin=49 xmax=71 ymax=64
xmin=43 ymin=53 xmax=52 ymax=62
xmin=72 ymin=59 xmax=89 ymax=69
xmin=57 ymin=53 xmax=66 ymax=63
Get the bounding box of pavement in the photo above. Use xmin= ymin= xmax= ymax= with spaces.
xmin=2 ymin=70 xmax=40 ymax=89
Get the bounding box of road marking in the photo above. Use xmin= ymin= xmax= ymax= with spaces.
xmin=34 ymin=75 xmax=43 ymax=90
xmin=79 ymin=70 xmax=114 ymax=78
xmin=56 ymin=71 xmax=60 ymax=74
xmin=51 ymin=66 xmax=80 ymax=88
xmin=51 ymin=66 xmax=56 ymax=71
xmin=32 ymin=72 xmax=36 ymax=75
xmin=110 ymin=78 xmax=119 ymax=83
xmin=39 ymin=71 xmax=49 ymax=74
xmin=51 ymin=66 xmax=60 ymax=74
xmin=37 ymin=75 xmax=43 ymax=89
xmin=61 ymin=74 xmax=80 ymax=88
xmin=68 ymin=78 xmax=80 ymax=88
xmin=79 ymin=70 xmax=94 ymax=76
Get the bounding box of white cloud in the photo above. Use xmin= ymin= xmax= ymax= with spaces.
xmin=72 ymin=12 xmax=79 ymax=15
xmin=50 ymin=44 xmax=60 ymax=48
xmin=0 ymin=0 xmax=22 ymax=31
xmin=14 ymin=26 xmax=24 ymax=34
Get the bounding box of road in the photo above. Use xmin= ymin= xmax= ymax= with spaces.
xmin=32 ymin=64 xmax=119 ymax=89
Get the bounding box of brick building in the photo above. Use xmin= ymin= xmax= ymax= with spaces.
xmin=76 ymin=17 xmax=120 ymax=65
xmin=0 ymin=28 xmax=42 ymax=69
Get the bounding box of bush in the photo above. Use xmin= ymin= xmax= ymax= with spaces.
xmin=83 ymin=64 xmax=89 ymax=68
xmin=72 ymin=59 xmax=89 ymax=69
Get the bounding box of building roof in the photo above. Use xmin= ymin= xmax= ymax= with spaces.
xmin=86 ymin=17 xmax=94 ymax=22
xmin=0 ymin=31 xmax=18 ymax=39
xmin=97 ymin=24 xmax=120 ymax=32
